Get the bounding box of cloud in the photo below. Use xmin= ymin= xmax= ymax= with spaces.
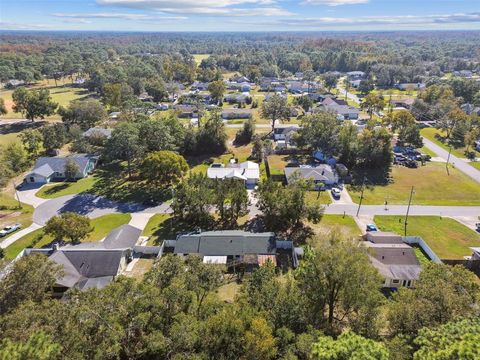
xmin=52 ymin=13 xmax=187 ymax=21
xmin=96 ymin=0 xmax=293 ymax=16
xmin=0 ymin=22 xmax=53 ymax=30
xmin=303 ymin=0 xmax=369 ymax=6
xmin=239 ymin=12 xmax=480 ymax=28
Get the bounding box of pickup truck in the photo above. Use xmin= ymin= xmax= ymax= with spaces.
xmin=0 ymin=224 xmax=22 ymax=237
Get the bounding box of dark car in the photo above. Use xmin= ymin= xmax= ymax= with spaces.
xmin=366 ymin=224 xmax=378 ymax=232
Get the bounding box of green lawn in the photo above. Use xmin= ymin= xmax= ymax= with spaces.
xmin=193 ymin=54 xmax=210 ymax=66
xmin=374 ymin=215 xmax=480 ymax=260
xmin=0 ymin=132 xmax=20 ymax=147
xmin=143 ymin=214 xmax=175 ymax=246
xmin=4 ymin=213 xmax=131 ymax=260
xmin=308 ymin=214 xmax=361 ymax=240
xmin=469 ymin=161 xmax=480 ymax=170
xmin=419 ymin=145 xmax=437 ymax=158
xmin=35 ymin=176 xmax=98 ymax=199
xmin=348 ymin=162 xmax=480 ymax=206
xmin=0 ymin=193 xmax=34 ymax=241
xmin=421 ymin=128 xmax=479 ymax=159
xmin=305 ymin=190 xmax=332 ymax=205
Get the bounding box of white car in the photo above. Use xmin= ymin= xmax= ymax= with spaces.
xmin=331 ymin=188 xmax=341 ymax=199
xmin=0 ymin=224 xmax=21 ymax=237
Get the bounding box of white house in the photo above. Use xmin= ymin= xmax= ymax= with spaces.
xmin=207 ymin=161 xmax=260 ymax=188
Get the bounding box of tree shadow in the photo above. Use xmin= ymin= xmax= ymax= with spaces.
xmin=0 ymin=121 xmax=46 ymax=135
xmin=42 ymin=183 xmax=70 ymax=196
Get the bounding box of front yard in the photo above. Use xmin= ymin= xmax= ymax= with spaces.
xmin=349 ymin=162 xmax=480 ymax=206
xmin=36 ymin=176 xmax=98 ymax=199
xmin=421 ymin=127 xmax=479 ymax=159
xmin=3 ymin=213 xmax=132 ymax=260
xmin=308 ymin=214 xmax=361 ymax=241
xmin=374 ymin=215 xmax=480 ymax=260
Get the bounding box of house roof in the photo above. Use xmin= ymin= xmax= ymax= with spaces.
xmin=364 ymin=232 xmax=403 ymax=244
xmin=325 ymin=104 xmax=359 ymax=115
xmin=103 ymin=224 xmax=142 ymax=249
xmin=82 ymin=128 xmax=112 ymax=138
xmin=207 ymin=161 xmax=260 ymax=181
xmin=368 ymin=244 xmax=421 ymax=280
xmin=30 ymin=154 xmax=95 ymax=177
xmin=174 ymin=230 xmax=277 ymax=256
xmin=48 ymin=249 xmax=125 ymax=289
xmin=284 ymin=165 xmax=336 ymax=184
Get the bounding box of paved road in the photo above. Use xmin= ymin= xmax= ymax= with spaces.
xmin=422 ymin=137 xmax=480 ymax=183
xmin=325 ymin=204 xmax=479 ymax=217
xmin=0 ymin=223 xmax=43 ymax=249
xmin=33 ymin=193 xmax=171 ymax=225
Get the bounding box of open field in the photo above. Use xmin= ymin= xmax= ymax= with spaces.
xmin=1 ymin=80 xmax=94 ymax=120
xmin=374 ymin=215 xmax=480 ymax=260
xmin=308 ymin=214 xmax=361 ymax=240
xmin=3 ymin=213 xmax=131 ymax=260
xmin=349 ymin=162 xmax=480 ymax=206
xmin=193 ymin=54 xmax=210 ymax=66
xmin=421 ymin=127 xmax=479 ymax=159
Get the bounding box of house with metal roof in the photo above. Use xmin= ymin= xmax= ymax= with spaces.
xmin=363 ymin=232 xmax=422 ymax=288
xmin=25 ymin=154 xmax=97 ymax=184
xmin=82 ymin=127 xmax=113 ymax=139
xmin=163 ymin=230 xmax=299 ymax=271
xmin=207 ymin=161 xmax=260 ymax=188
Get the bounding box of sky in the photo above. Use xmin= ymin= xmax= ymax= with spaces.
xmin=1 ymin=0 xmax=480 ymax=32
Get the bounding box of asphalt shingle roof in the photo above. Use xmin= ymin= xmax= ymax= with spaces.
xmin=32 ymin=154 xmax=94 ymax=175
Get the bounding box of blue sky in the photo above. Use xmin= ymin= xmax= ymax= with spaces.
xmin=1 ymin=0 xmax=480 ymax=32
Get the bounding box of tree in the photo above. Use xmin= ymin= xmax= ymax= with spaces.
xmin=196 ymin=110 xmax=228 ymax=155
xmin=387 ymin=110 xmax=423 ymax=148
xmin=298 ymin=112 xmax=340 ymax=156
xmin=0 ymin=97 xmax=7 ymax=115
xmin=145 ymin=79 xmax=168 ymax=102
xmin=41 ymin=123 xmax=68 ymax=152
xmin=141 ymin=150 xmax=188 ymax=187
xmin=0 ymin=254 xmax=62 ymax=316
xmin=243 ymin=317 xmax=277 ymax=360
xmin=322 ymin=73 xmax=339 ymax=92
xmin=64 ymin=159 xmax=80 ymax=181
xmin=0 ymin=331 xmax=62 ymax=360
xmin=102 ymin=83 xmax=134 ymax=109
xmin=358 ymin=79 xmax=375 ymax=94
xmin=311 ymin=332 xmax=389 ymax=360
xmin=337 ymin=122 xmax=358 ymax=168
xmin=105 ymin=122 xmax=142 ymax=177
xmin=44 ymin=212 xmax=93 ymax=244
xmin=387 ymin=263 xmax=480 ymax=341
xmin=12 ymin=88 xmax=57 ymax=121
xmin=19 ymin=129 xmax=43 ymax=158
xmin=58 ymin=99 xmax=106 ymax=130
xmin=261 ymin=93 xmax=291 ymax=132
xmin=213 ymin=178 xmax=250 ymax=227
xmin=361 ymin=93 xmax=385 ymax=119
xmin=2 ymin=142 xmax=29 ymax=173
xmin=255 ymin=176 xmax=323 ymax=232
xmin=438 ymin=108 xmax=468 ymax=140
xmin=294 ymin=95 xmax=313 ymax=112
xmin=235 ymin=117 xmax=255 ymax=145
xmin=296 ymin=232 xmax=383 ymax=336
xmin=207 ymin=80 xmax=226 ymax=105
xmin=356 ymin=127 xmax=393 ymax=172
xmin=413 ymin=318 xmax=480 ymax=360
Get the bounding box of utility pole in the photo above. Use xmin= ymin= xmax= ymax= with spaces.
xmin=446 ymin=145 xmax=452 ymax=176
xmin=356 ymin=176 xmax=366 ymax=217
xmin=12 ymin=181 xmax=22 ymax=209
xmin=404 ymin=186 xmax=415 ymax=236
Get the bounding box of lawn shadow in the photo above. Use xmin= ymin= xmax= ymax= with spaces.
xmin=0 ymin=120 xmax=46 ymax=135
xmin=149 ymin=217 xmax=184 ymax=245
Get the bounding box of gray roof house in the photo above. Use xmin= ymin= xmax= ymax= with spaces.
xmin=221 ymin=108 xmax=253 ymax=119
xmin=323 ymin=104 xmax=359 ymax=120
xmin=25 ymin=154 xmax=97 ymax=184
xmin=163 ymin=230 xmax=299 ymax=270
xmin=82 ymin=127 xmax=113 ymax=139
xmin=284 ymin=164 xmax=338 ymax=188
xmin=364 ymin=232 xmax=422 ymax=288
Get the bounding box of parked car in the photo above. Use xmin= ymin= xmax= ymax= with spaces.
xmin=476 ymin=223 xmax=480 ymax=232
xmin=0 ymin=224 xmax=21 ymax=237
xmin=366 ymin=224 xmax=378 ymax=232
xmin=331 ymin=187 xmax=341 ymax=199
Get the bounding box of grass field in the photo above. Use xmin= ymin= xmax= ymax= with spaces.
xmin=0 ymin=80 xmax=93 ymax=120
xmin=308 ymin=214 xmax=361 ymax=240
xmin=193 ymin=54 xmax=210 ymax=66
xmin=421 ymin=128 xmax=479 ymax=159
xmin=3 ymin=213 xmax=131 ymax=260
xmin=36 ymin=176 xmax=98 ymax=199
xmin=469 ymin=161 xmax=480 ymax=170
xmin=0 ymin=132 xmax=20 ymax=147
xmin=348 ymin=162 xmax=480 ymax=206
xmin=374 ymin=215 xmax=480 ymax=260
xmin=143 ymin=214 xmax=174 ymax=246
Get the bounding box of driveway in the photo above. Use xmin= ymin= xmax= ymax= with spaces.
xmin=17 ymin=184 xmax=49 ymax=207
xmin=422 ymin=137 xmax=480 ymax=183
xmin=33 ymin=193 xmax=171 ymax=225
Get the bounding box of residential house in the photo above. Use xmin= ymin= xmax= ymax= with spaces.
xmin=138 ymin=91 xmax=153 ymax=102
xmin=225 ymin=80 xmax=252 ymax=92
xmin=82 ymin=127 xmax=112 ymax=139
xmin=475 ymin=139 xmax=480 ymax=152
xmin=173 ymin=104 xmax=198 ymax=118
xmin=274 ymin=126 xmax=300 ymax=151
xmin=364 ymin=232 xmax=422 ymax=288
xmin=453 ymin=70 xmax=473 ymax=78
xmin=191 ymin=81 xmax=209 ymax=91
xmin=162 ymin=230 xmax=299 ymax=270
xmin=323 ymin=104 xmax=359 ymax=120
xmin=349 ymin=79 xmax=362 ymax=88
xmin=109 ymin=111 xmax=121 ymax=120
xmin=286 ymin=81 xmax=311 ymax=94
xmin=461 ymin=103 xmax=480 ymax=116
xmin=207 ymin=161 xmax=260 ymax=188
xmin=221 ymin=108 xmax=253 ymax=120
xmin=284 ymin=164 xmax=338 ymax=189
xmin=25 ymin=154 xmax=97 ymax=184
xmin=390 ymin=98 xmax=415 ymax=109
xmin=396 ymin=83 xmax=426 ymax=91
xmin=231 ymin=75 xmax=250 ymax=83
xmin=224 ymin=93 xmax=250 ymax=105
xmin=346 ymin=71 xmax=366 ymax=80
xmin=5 ymin=79 xmax=25 ymax=88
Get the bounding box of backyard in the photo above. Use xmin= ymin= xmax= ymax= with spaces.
xmin=349 ymin=162 xmax=480 ymax=206
xmin=3 ymin=213 xmax=132 ymax=260
xmin=374 ymin=215 xmax=480 ymax=260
